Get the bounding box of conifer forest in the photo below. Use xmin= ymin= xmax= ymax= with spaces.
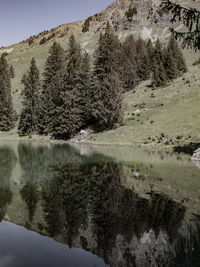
xmin=0 ymin=23 xmax=186 ymax=140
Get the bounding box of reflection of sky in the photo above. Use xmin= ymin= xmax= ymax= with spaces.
xmin=0 ymin=0 xmax=114 ymax=47
xmin=0 ymin=221 xmax=108 ymax=267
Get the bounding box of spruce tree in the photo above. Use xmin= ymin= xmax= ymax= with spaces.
xmin=77 ymin=52 xmax=92 ymax=126
xmin=163 ymin=47 xmax=178 ymax=80
xmin=152 ymin=39 xmax=167 ymax=87
xmin=146 ymin=39 xmax=155 ymax=73
xmin=0 ymin=54 xmax=16 ymax=131
xmin=91 ymin=22 xmax=124 ymax=130
xmin=136 ymin=38 xmax=150 ymax=81
xmin=37 ymin=42 xmax=65 ymax=135
xmin=122 ymin=35 xmax=138 ymax=91
xmin=167 ymin=34 xmax=187 ymax=73
xmin=18 ymin=58 xmax=40 ymax=136
xmin=52 ymin=35 xmax=82 ymax=139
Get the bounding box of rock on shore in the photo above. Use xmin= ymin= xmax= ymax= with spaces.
xmin=192 ymin=148 xmax=200 ymax=160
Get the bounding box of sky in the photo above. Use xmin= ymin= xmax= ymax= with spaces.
xmin=0 ymin=0 xmax=114 ymax=47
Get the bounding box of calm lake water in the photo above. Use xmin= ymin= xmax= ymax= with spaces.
xmin=0 ymin=141 xmax=200 ymax=267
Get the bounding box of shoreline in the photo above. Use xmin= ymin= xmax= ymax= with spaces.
xmin=1 ymin=132 xmax=199 ymax=154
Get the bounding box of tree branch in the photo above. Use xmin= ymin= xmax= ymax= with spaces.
xmin=161 ymin=0 xmax=200 ymax=49
xmin=161 ymin=0 xmax=200 ymax=31
xmin=171 ymin=28 xmax=200 ymax=50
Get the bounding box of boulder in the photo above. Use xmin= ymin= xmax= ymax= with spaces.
xmin=192 ymin=148 xmax=200 ymax=160
xmin=133 ymin=109 xmax=140 ymax=116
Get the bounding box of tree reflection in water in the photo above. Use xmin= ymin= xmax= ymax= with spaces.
xmin=42 ymin=160 xmax=186 ymax=265
xmin=0 ymin=146 xmax=16 ymax=221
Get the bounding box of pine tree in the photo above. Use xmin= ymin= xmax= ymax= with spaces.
xmin=37 ymin=42 xmax=65 ymax=135
xmin=163 ymin=47 xmax=178 ymax=80
xmin=122 ymin=35 xmax=138 ymax=91
xmin=167 ymin=34 xmax=187 ymax=73
xmin=152 ymin=39 xmax=167 ymax=87
xmin=91 ymin=22 xmax=124 ymax=130
xmin=136 ymin=38 xmax=151 ymax=81
xmin=0 ymin=54 xmax=16 ymax=131
xmin=146 ymin=39 xmax=155 ymax=73
xmin=52 ymin=35 xmax=83 ymax=139
xmin=53 ymin=90 xmax=82 ymax=139
xmin=77 ymin=52 xmax=92 ymax=126
xmin=18 ymin=58 xmax=40 ymax=136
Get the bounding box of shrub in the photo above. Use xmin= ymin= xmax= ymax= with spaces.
xmin=47 ymin=33 xmax=56 ymax=41
xmin=82 ymin=16 xmax=93 ymax=32
xmin=125 ymin=6 xmax=137 ymax=22
xmin=39 ymin=37 xmax=47 ymax=45
xmin=28 ymin=37 xmax=34 ymax=46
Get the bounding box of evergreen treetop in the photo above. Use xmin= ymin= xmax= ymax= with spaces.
xmin=91 ymin=22 xmax=124 ymax=130
xmin=37 ymin=41 xmax=65 ymax=135
xmin=167 ymin=34 xmax=187 ymax=73
xmin=18 ymin=57 xmax=40 ymax=136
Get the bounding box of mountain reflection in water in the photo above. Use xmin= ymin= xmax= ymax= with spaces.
xmin=0 ymin=142 xmax=199 ymax=266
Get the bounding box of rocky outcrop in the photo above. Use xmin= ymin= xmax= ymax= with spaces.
xmin=192 ymin=148 xmax=200 ymax=160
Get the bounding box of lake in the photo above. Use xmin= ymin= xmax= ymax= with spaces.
xmin=0 ymin=141 xmax=200 ymax=267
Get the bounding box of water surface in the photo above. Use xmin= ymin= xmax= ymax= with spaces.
xmin=0 ymin=141 xmax=200 ymax=266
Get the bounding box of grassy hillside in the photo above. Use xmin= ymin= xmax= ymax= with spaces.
xmin=0 ymin=0 xmax=200 ymax=147
xmin=83 ymin=63 xmax=200 ymax=147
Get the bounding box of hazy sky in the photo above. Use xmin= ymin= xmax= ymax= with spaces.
xmin=0 ymin=0 xmax=114 ymax=47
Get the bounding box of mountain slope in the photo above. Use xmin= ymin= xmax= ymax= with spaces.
xmin=0 ymin=0 xmax=200 ymax=145
xmin=83 ymin=64 xmax=200 ymax=146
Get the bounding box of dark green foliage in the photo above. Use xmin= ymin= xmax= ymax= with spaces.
xmin=122 ymin=35 xmax=139 ymax=91
xmin=167 ymin=34 xmax=187 ymax=73
xmin=161 ymin=0 xmax=200 ymax=50
xmin=21 ymin=183 xmax=39 ymax=222
xmin=54 ymin=90 xmax=82 ymax=139
xmin=18 ymin=58 xmax=40 ymax=136
xmin=122 ymin=36 xmax=153 ymax=91
xmin=0 ymin=54 xmax=16 ymax=131
xmin=152 ymin=39 xmax=168 ymax=87
xmin=163 ymin=47 xmax=178 ymax=80
xmin=91 ymin=23 xmax=124 ymax=130
xmin=82 ymin=16 xmax=93 ymax=33
xmin=136 ymin=37 xmax=151 ymax=81
xmin=0 ymin=146 xmax=16 ymax=221
xmin=9 ymin=65 xmax=15 ymax=79
xmin=15 ymin=24 xmax=186 ymax=139
xmin=28 ymin=37 xmax=34 ymax=46
xmin=152 ymin=61 xmax=167 ymax=88
xmin=37 ymin=42 xmax=65 ymax=135
xmin=52 ymin=35 xmax=83 ymax=139
xmin=47 ymin=33 xmax=56 ymax=41
xmin=42 ymin=163 xmax=89 ymax=240
xmin=76 ymin=52 xmax=92 ymax=126
xmin=151 ymin=36 xmax=186 ymax=87
xmin=39 ymin=37 xmax=47 ymax=45
xmin=146 ymin=39 xmax=155 ymax=73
